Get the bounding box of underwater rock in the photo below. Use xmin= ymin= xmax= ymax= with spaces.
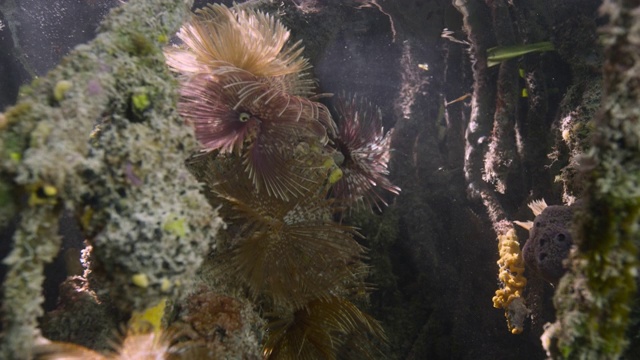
xmin=40 ymin=276 xmax=119 ymax=351
xmin=522 ymin=205 xmax=574 ymax=284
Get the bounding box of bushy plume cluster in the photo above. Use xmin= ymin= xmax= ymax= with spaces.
xmin=330 ymin=95 xmax=401 ymax=210
xmin=214 ymin=167 xmax=365 ymax=309
xmin=263 ymin=297 xmax=387 ymax=359
xmin=166 ymin=4 xmax=399 ymax=358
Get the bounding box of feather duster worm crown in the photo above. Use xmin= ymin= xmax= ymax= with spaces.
xmin=263 ymin=297 xmax=387 ymax=360
xmin=330 ymin=94 xmax=401 ymax=210
xmin=178 ymin=69 xmax=334 ymax=200
xmin=168 ymin=2 xmax=336 ymax=201
xmin=178 ymin=69 xmax=332 ymax=152
xmin=213 ymin=168 xmax=365 ymax=309
xmin=165 ymin=4 xmax=310 ymax=78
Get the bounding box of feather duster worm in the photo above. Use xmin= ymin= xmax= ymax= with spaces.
xmin=167 ymin=2 xmax=336 ymax=199
xmin=213 ymin=169 xmax=365 ymax=308
xmin=263 ymin=297 xmax=386 ymax=360
xmin=330 ymin=95 xmax=400 ymax=210
xmin=34 ymin=330 xmax=185 ymax=360
xmin=35 ymin=319 xmax=177 ymax=360
xmin=164 ymin=3 xmax=318 ymax=98
xmin=178 ymin=69 xmax=333 ymax=199
xmin=165 ymin=4 xmax=309 ymax=78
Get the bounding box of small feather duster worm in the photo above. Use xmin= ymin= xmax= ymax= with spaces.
xmin=330 ymin=95 xmax=401 ymax=210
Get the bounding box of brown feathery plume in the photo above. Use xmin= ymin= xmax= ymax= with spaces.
xmin=165 ymin=4 xmax=309 ymax=80
xmin=263 ymin=297 xmax=387 ymax=360
xmin=263 ymin=71 xmax=319 ymax=99
xmin=213 ymin=168 xmax=365 ymax=308
xmin=179 ymin=68 xmax=335 ymax=200
xmin=330 ymin=94 xmax=400 ymax=210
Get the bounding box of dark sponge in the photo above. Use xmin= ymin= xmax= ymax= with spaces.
xmin=523 ymin=205 xmax=574 ymax=284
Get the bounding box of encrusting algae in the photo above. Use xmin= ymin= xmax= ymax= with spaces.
xmin=0 ymin=0 xmax=223 ymax=359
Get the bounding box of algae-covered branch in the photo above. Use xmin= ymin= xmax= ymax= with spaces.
xmin=0 ymin=0 xmax=223 ymax=358
xmin=542 ymin=1 xmax=640 ymax=358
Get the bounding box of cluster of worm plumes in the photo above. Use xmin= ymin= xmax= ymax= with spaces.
xmin=165 ymin=4 xmax=399 ymax=359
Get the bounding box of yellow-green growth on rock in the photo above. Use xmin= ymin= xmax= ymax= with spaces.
xmin=129 ymin=298 xmax=167 ymax=334
xmin=53 ymin=80 xmax=73 ymax=102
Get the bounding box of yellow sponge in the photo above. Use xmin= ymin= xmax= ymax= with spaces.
xmin=492 ymin=229 xmax=528 ymax=334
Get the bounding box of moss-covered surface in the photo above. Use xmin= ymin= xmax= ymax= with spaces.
xmin=0 ymin=0 xmax=222 ymax=358
xmin=542 ymin=1 xmax=640 ymax=358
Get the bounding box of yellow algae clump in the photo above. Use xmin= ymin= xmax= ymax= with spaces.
xmin=160 ymin=277 xmax=171 ymax=292
xmin=129 ymin=298 xmax=167 ymax=334
xmin=53 ymin=80 xmax=73 ymax=102
xmin=27 ymin=183 xmax=58 ymax=207
xmin=328 ymin=167 xmax=344 ymax=184
xmin=163 ymin=214 xmax=187 ymax=237
xmin=492 ymin=229 xmax=528 ymax=334
xmin=131 ymin=273 xmax=150 ymax=288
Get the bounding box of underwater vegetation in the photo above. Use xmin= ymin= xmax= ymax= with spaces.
xmin=451 ymin=0 xmax=640 ymax=357
xmin=541 ymin=1 xmax=640 ymax=358
xmin=486 ymin=41 xmax=555 ymax=67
